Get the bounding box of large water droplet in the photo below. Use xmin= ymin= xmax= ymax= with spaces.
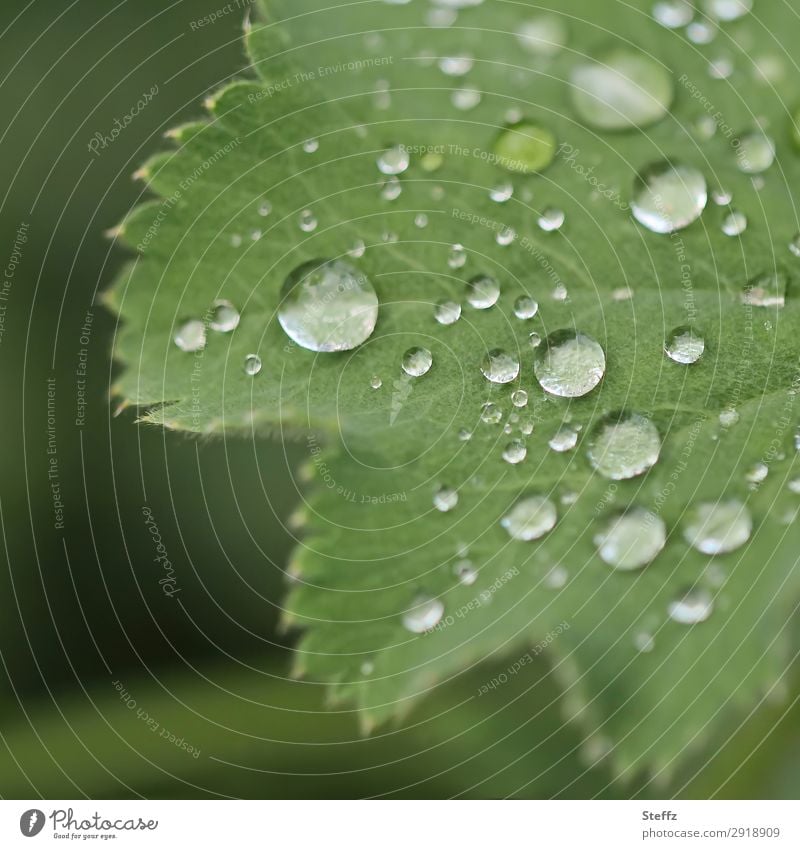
xmin=631 ymin=161 xmax=707 ymax=233
xmin=433 ymin=485 xmax=458 ymax=512
xmin=587 ymin=412 xmax=661 ymax=480
xmin=481 ymin=348 xmax=520 ymax=384
xmin=377 ymin=144 xmax=410 ymax=175
xmin=736 ymin=131 xmax=775 ymax=174
xmin=570 ymin=51 xmax=673 ymax=130
xmin=466 ymin=274 xmax=500 ymax=309
xmin=493 ymin=122 xmax=557 ymax=174
xmin=668 ymin=587 xmax=714 ymax=625
xmin=402 ymin=346 xmax=433 ymax=377
xmin=683 ymin=500 xmax=752 ymax=553
xmin=210 ymin=300 xmax=240 ymax=332
xmin=665 ymin=325 xmax=705 ymax=364
xmin=595 ymin=507 xmax=666 ymax=570
xmin=533 ymin=329 xmax=605 ymax=398
xmin=501 ymin=496 xmax=557 ymax=540
xmin=434 ymin=300 xmax=461 ymax=326
xmin=174 ymin=319 xmax=206 ymax=352
xmin=403 ymin=596 xmax=444 ymax=633
xmin=278 ymin=259 xmax=379 ymax=352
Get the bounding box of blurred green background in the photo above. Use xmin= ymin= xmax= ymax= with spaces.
xmin=0 ymin=0 xmax=798 ymax=799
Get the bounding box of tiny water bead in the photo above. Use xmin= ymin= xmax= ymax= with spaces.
xmin=686 ymin=20 xmax=717 ymax=44
xmin=513 ymin=295 xmax=539 ymax=319
xmin=377 ymin=144 xmax=410 ymax=175
xmin=434 ymin=300 xmax=461 ymax=326
xmin=258 ymin=200 xmax=272 ymax=217
xmin=243 ymin=353 xmax=262 ymax=376
xmin=402 ymin=596 xmax=444 ymax=633
xmin=481 ymin=348 xmax=520 ymax=384
xmin=414 ymin=213 xmax=429 ymax=228
xmin=719 ymin=408 xmax=740 ymax=428
xmin=528 ymin=331 xmax=542 ymax=348
xmin=653 ymin=1 xmax=694 ymax=28
xmin=736 ymin=131 xmax=775 ymax=174
xmin=515 ymin=15 xmax=568 ymax=56
xmin=438 ymin=54 xmax=474 ymax=76
xmin=703 ymin=0 xmax=752 ymax=21
xmin=448 ymin=243 xmax=467 ymax=269
xmin=665 ymin=325 xmax=705 ymax=364
xmin=631 ymin=161 xmax=707 ymax=234
xmin=458 ymin=428 xmax=472 ymax=441
xmin=481 ymin=402 xmax=503 ymax=424
xmin=174 ymin=319 xmax=206 ymax=352
xmin=502 ymin=439 xmax=528 ymax=464
xmin=209 ymin=300 xmax=240 ymax=333
xmin=278 ymin=259 xmax=379 ymax=352
xmin=493 ymin=122 xmax=557 ymax=174
xmin=298 ymin=209 xmax=318 ymax=232
xmin=454 ymin=560 xmax=478 ymax=586
xmin=302 ymin=138 xmax=319 ymax=153
xmin=545 ymin=565 xmax=568 ymax=589
xmin=587 ymin=412 xmax=661 ymax=480
xmin=548 ymin=425 xmax=579 ymax=453
xmin=433 ymin=485 xmax=458 ymax=512
xmin=721 ymin=210 xmax=747 ymax=236
xmin=683 ymin=500 xmax=752 ymax=554
xmin=711 ymin=188 xmax=732 ymax=205
xmin=496 ymin=226 xmax=516 ymax=246
xmin=370 ymin=375 xmax=382 ymax=389
xmin=501 ymin=496 xmax=557 ymax=541
xmin=570 ymin=51 xmax=673 ymax=131
xmin=533 ymin=329 xmax=605 ymax=398
xmin=634 ymin=631 xmax=655 ymax=653
xmin=511 ymin=389 xmax=528 ymax=407
xmin=402 ymin=346 xmax=433 ymax=377
xmin=789 ymin=234 xmax=800 ymax=258
xmin=466 ymin=274 xmax=500 ymax=309
xmin=668 ymin=587 xmax=714 ymax=625
xmin=381 ymin=177 xmax=402 ymax=201
xmin=741 ymin=271 xmax=787 ymax=308
xmin=595 ymin=508 xmax=666 ymax=570
xmin=745 ymin=461 xmax=769 ymax=484
xmin=537 ymin=207 xmax=565 ymax=232
xmin=490 ymin=182 xmax=514 ymax=203
xmin=452 ymin=88 xmax=481 ymax=111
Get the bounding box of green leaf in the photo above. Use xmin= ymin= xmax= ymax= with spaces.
xmin=109 ymin=0 xmax=800 ymax=781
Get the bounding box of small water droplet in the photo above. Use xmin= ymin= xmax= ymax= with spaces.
xmin=377 ymin=144 xmax=410 ymax=175
xmin=458 ymin=427 xmax=472 ymax=441
xmin=454 ymin=559 xmax=478 ymax=585
xmin=402 ymin=346 xmax=433 ymax=377
xmin=258 ymin=200 xmax=272 ymax=217
xmin=548 ymin=425 xmax=579 ymax=453
xmin=360 ymin=661 xmax=374 ymax=676
xmin=683 ymin=499 xmax=752 ymax=553
xmin=513 ymin=295 xmax=538 ymax=320
xmin=665 ymin=325 xmax=705 ymax=364
xmin=433 ymin=485 xmax=458 ymax=512
xmin=787 ymin=477 xmax=800 ymax=494
xmin=298 ymin=209 xmax=318 ymax=232
xmin=736 ymin=131 xmax=775 ymax=174
xmin=414 ymin=213 xmax=429 ymax=228
xmin=719 ymin=408 xmax=740 ymax=428
xmin=439 ymin=54 xmax=474 ymax=76
xmin=370 ymin=375 xmax=382 ymax=389
xmin=652 ymin=1 xmax=694 ymax=28
xmin=745 ymin=461 xmax=768 ymax=484
xmin=174 ymin=319 xmax=206 ymax=352
xmin=703 ymin=0 xmax=752 ymax=21
xmin=570 ymin=50 xmax=673 ymax=130
xmin=537 ymin=207 xmax=565 ymax=232
xmin=789 ymin=234 xmax=800 ymax=258
xmin=511 ymin=389 xmax=528 ymax=408
xmin=520 ymin=418 xmax=535 ymax=436
xmin=403 ymin=596 xmax=444 ymax=633
xmin=631 ymin=161 xmax=707 ymax=234
xmin=381 ymin=177 xmax=402 ymax=201
xmin=668 ymin=587 xmax=714 ymax=625
xmin=686 ymin=20 xmax=716 ymax=44
xmin=481 ymin=349 xmax=520 ymax=384
xmin=481 ymin=402 xmax=502 ymax=424
xmin=209 ymin=300 xmax=240 ymax=332
xmin=493 ymin=122 xmax=557 ymax=174
xmin=278 ymin=259 xmax=379 ymax=352
xmin=741 ymin=271 xmax=787 ymax=308
xmin=243 ymin=353 xmax=262 ymax=375
xmin=587 ymin=411 xmax=661 ymax=480
xmin=515 ymin=15 xmax=568 ymax=56
xmin=533 ymin=329 xmax=605 ymax=397
xmin=303 ymin=138 xmax=319 ymax=153
xmin=489 ymin=182 xmax=514 ymax=203
xmin=634 ymin=630 xmax=655 ymax=652
xmin=466 ymin=274 xmax=500 ymax=309
xmin=502 ymin=439 xmax=528 ymax=464
xmin=496 ymin=226 xmax=516 ymax=246
xmin=528 ymin=331 xmax=542 ymax=348
xmin=452 ymin=87 xmax=481 ymax=111
xmin=708 ymin=57 xmax=734 ymax=79
xmin=230 ymin=233 xmax=243 ymax=248
xmin=545 ymin=565 xmax=568 ymax=588
xmin=434 ymin=300 xmax=461 ymax=326
xmin=712 ymin=188 xmax=733 ymax=205
xmin=348 ymin=239 xmax=366 ymax=258
xmin=692 ymin=114 xmax=718 ymax=140
xmin=501 ymin=496 xmax=557 ymax=540
xmin=448 ymin=243 xmax=467 ymax=269
xmin=595 ymin=507 xmax=666 ymax=570
xmin=721 ymin=209 xmax=747 ymax=236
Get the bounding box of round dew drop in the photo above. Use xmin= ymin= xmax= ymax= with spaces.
xmin=631 ymin=161 xmax=707 ymax=233
xmin=683 ymin=500 xmax=752 ymax=554
xmin=278 ymin=259 xmax=379 ymax=352
xmin=454 ymin=560 xmax=478 ymax=586
xmin=538 ymin=207 xmax=565 ymax=232
xmin=402 ymin=596 xmax=444 ymax=633
xmin=298 ymin=209 xmax=318 ymax=232
xmin=174 ymin=319 xmax=206 ymax=352
xmin=548 ymin=425 xmax=579 ymax=453
xmin=501 ymin=496 xmax=557 ymax=541
xmin=433 ymin=485 xmax=458 ymax=512
xmin=370 ymin=375 xmax=382 ymax=389
xmin=513 ymin=295 xmax=539 ymax=320
xmin=721 ymin=210 xmax=747 ymax=236
xmin=502 ymin=439 xmax=528 ymax=464
xmin=533 ymin=329 xmax=605 ymax=398
xmin=668 ymin=587 xmax=714 ymax=625
xmin=665 ymin=325 xmax=705 ymax=364
xmin=587 ymin=412 xmax=661 ymax=480
xmin=466 ymin=274 xmax=500 ymax=309
xmin=377 ymin=144 xmax=410 ymax=175
xmin=480 ymin=348 xmax=520 ymax=384
xmin=511 ymin=389 xmax=528 ymax=407
xmin=594 ymin=508 xmax=666 ymax=570
xmin=735 ymin=131 xmax=775 ymax=174
xmin=434 ymin=300 xmax=461 ymax=326
xmin=243 ymin=354 xmax=262 ymax=376
xmin=493 ymin=122 xmax=557 ymax=174
xmin=481 ymin=402 xmax=502 ymax=424
xmin=402 ymin=346 xmax=433 ymax=377
xmin=209 ymin=300 xmax=240 ymax=333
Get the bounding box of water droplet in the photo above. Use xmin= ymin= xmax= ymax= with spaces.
xmin=538 ymin=207 xmax=565 ymax=232
xmin=348 ymin=239 xmax=366 ymax=258
xmin=434 ymin=300 xmax=461 ymax=326
xmin=454 ymin=559 xmax=478 ymax=585
xmin=703 ymin=0 xmax=752 ymax=21
xmin=528 ymin=331 xmax=542 ymax=348
xmin=481 ymin=349 xmax=520 ymax=384
xmin=652 ymin=1 xmax=694 ymax=28
xmin=403 ymin=596 xmax=444 ymax=633
xmin=745 ymin=461 xmax=768 ymax=484
xmin=548 ymin=425 xmax=579 ymax=453
xmin=458 ymin=427 xmax=472 ymax=441
xmin=686 ymin=20 xmax=717 ymax=44
xmin=544 ymin=565 xmax=568 ymax=589
xmin=570 ymin=51 xmax=673 ymax=130
xmin=209 ymin=300 xmax=240 ymax=332
xmin=741 ymin=271 xmax=787 ymax=308
xmin=634 ymin=630 xmax=655 ymax=652
xmin=452 ymin=87 xmax=481 ymax=110
xmin=587 ymin=412 xmax=661 ymax=480
xmin=381 ymin=177 xmax=402 ymax=201
xmin=174 ymin=319 xmax=206 ymax=352
xmin=721 ymin=209 xmax=747 ymax=237
xmin=298 ymin=209 xmax=318 ymax=232
xmin=466 ymin=274 xmax=500 ymax=309
xmin=370 ymin=375 xmax=382 ymax=389
xmin=402 ymin=346 xmax=433 ymax=377
xmin=439 ymin=55 xmax=474 ymax=76
xmin=631 ymin=161 xmax=707 ymax=234
xmin=433 ymin=485 xmax=458 ymax=512
xmin=243 ymin=353 xmax=262 ymax=375
xmin=683 ymin=500 xmax=752 ymax=554
xmin=511 ymin=389 xmax=528 ymax=408
xmin=258 ymin=200 xmax=272 ymax=217
xmin=665 ymin=325 xmax=705 ymax=364
xmin=278 ymin=259 xmax=379 ymax=352
xmin=481 ymin=402 xmax=502 ymax=424
xmin=377 ymin=144 xmax=410 ymax=175
xmin=533 ymin=329 xmax=605 ymax=398
xmin=303 ymin=138 xmax=319 ymax=153
xmin=448 ymin=243 xmax=467 ymax=269
xmin=692 ymin=114 xmax=718 ymax=141
xmin=515 ymin=15 xmax=568 ymax=56
xmin=719 ymin=408 xmax=739 ymax=428
xmin=414 ymin=213 xmax=429 ymax=228
xmin=496 ymin=226 xmax=516 ymax=246
xmin=250 ymin=229 xmax=262 ymax=242
xmin=668 ymin=587 xmax=714 ymax=625
xmin=501 ymin=496 xmax=557 ymax=541
xmin=594 ymin=508 xmax=666 ymax=570
xmin=489 ymin=182 xmax=514 ymax=203
xmin=787 ymin=477 xmax=800 ymax=494
xmin=230 ymin=233 xmax=243 ymax=247
xmin=712 ymin=188 xmax=733 ymax=206
xmin=493 ymin=122 xmax=557 ymax=174
xmin=789 ymin=234 xmax=800 ymax=258
xmin=708 ymin=57 xmax=734 ymax=79
xmin=736 ymin=131 xmax=775 ymax=174
xmin=382 ymin=231 xmax=398 ymax=244
xmin=502 ymin=439 xmax=527 ymax=464
xmin=513 ymin=296 xmax=538 ymax=320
